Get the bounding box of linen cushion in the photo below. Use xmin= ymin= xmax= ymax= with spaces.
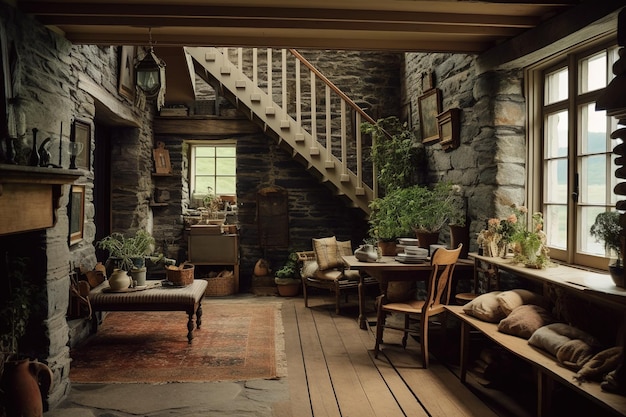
xmin=576 ymin=346 xmax=623 ymax=382
xmin=497 ymin=304 xmax=554 ymax=339
xmin=313 ymin=236 xmax=342 ymax=270
xmin=497 ymin=289 xmax=547 ymax=316
xmin=301 ymin=260 xmax=319 ymax=278
xmin=528 ymin=322 xmax=601 ymax=356
xmin=463 ymin=291 xmax=505 ymax=323
xmin=556 ymin=339 xmax=595 ymax=371
xmin=336 ymin=240 xmax=353 ymax=257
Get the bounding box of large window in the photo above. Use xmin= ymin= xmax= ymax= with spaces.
xmin=189 ymin=142 xmax=236 ymax=203
xmin=533 ymin=42 xmax=620 ymax=269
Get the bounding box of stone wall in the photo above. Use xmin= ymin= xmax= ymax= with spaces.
xmin=403 ymin=53 xmax=526 ymax=252
xmin=0 ymin=4 xmax=148 ymax=408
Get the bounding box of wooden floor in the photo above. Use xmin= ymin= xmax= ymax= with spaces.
xmin=271 ymin=294 xmax=501 ymax=417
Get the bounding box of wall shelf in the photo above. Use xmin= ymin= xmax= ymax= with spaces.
xmin=0 ymin=164 xmax=82 ymax=235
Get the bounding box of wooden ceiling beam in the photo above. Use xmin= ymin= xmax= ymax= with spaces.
xmin=20 ymin=4 xmax=544 ymax=28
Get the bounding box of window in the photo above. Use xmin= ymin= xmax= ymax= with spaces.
xmin=189 ymin=143 xmax=236 ymax=204
xmin=531 ymin=42 xmax=620 ymax=269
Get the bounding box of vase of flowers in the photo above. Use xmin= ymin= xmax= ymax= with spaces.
xmin=510 ymin=210 xmax=549 ymax=268
xmin=590 ymin=211 xmax=623 ymax=286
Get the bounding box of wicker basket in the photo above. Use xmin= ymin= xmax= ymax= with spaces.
xmin=166 ymin=263 xmax=195 ymax=286
xmin=204 ymin=270 xmax=235 ymax=296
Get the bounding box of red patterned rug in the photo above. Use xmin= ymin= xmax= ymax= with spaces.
xmin=70 ymin=302 xmax=283 ymax=383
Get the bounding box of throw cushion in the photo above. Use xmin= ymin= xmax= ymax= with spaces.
xmin=528 ymin=324 xmax=571 ymax=356
xmin=497 ymin=289 xmax=547 ymax=316
xmin=336 ymin=240 xmax=353 ymax=257
xmin=463 ymin=291 xmax=505 ymax=323
xmin=529 ymin=322 xmax=601 ymax=356
xmin=497 ymin=304 xmax=554 ymax=339
xmin=313 ymin=236 xmax=342 ymax=270
xmin=576 ymin=346 xmax=623 ymax=382
xmin=301 ymin=260 xmax=319 ymax=278
xmin=556 ymin=339 xmax=595 ymax=371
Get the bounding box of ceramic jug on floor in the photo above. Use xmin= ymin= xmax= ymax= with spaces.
xmin=3 ymin=358 xmax=53 ymax=417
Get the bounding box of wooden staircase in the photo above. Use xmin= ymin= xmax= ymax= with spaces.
xmin=184 ymin=47 xmax=378 ymax=214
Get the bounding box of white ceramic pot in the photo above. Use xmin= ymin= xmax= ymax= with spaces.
xmin=108 ymin=269 xmax=131 ymax=291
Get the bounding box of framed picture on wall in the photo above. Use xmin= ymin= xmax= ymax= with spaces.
xmin=118 ymin=46 xmax=136 ymax=100
xmin=73 ymin=119 xmax=91 ymax=170
xmin=418 ymin=88 xmax=442 ymax=144
xmin=69 ymin=185 xmax=85 ymax=245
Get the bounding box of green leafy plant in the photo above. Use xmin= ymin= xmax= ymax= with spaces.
xmin=96 ymin=230 xmax=155 ymax=271
xmin=369 ymin=181 xmax=462 ymax=239
xmin=361 ymin=116 xmax=421 ymax=192
xmin=274 ymin=252 xmax=301 ymax=285
xmin=0 ymin=256 xmax=38 ymax=357
xmin=590 ymin=211 xmax=622 ymax=266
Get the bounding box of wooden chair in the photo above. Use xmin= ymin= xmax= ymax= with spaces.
xmin=296 ymin=250 xmax=378 ymax=314
xmin=374 ymin=245 xmax=462 ymax=368
xmin=454 ymin=257 xmax=500 ymax=305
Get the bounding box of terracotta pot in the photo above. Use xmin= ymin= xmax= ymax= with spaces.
xmin=377 ymin=241 xmax=397 ymax=256
xmin=449 ymin=224 xmax=470 ymax=258
xmin=414 ymin=230 xmax=440 ymax=250
xmin=277 ymin=283 xmax=300 ymax=297
xmin=2 ymin=359 xmax=53 ymax=417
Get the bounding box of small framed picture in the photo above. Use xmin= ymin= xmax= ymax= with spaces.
xmin=438 ymin=108 xmax=461 ymax=151
xmin=418 ymin=88 xmax=442 ymax=144
xmin=69 ymin=185 xmax=85 ymax=245
xmin=73 ymin=119 xmax=91 ymax=170
xmin=118 ymin=46 xmax=136 ymax=100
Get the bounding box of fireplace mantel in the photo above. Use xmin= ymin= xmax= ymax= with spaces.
xmin=0 ymin=164 xmax=82 ymax=235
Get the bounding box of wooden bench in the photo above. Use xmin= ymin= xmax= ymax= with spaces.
xmin=445 ymin=304 xmax=626 ymax=417
xmin=89 ymin=279 xmax=208 ymax=343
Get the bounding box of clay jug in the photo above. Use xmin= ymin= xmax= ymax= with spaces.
xmin=3 ymin=359 xmax=53 ymax=417
xmin=108 ymin=269 xmax=131 ymax=291
xmin=354 ymin=244 xmax=378 ymax=262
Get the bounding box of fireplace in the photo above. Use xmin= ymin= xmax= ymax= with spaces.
xmin=0 ymin=164 xmax=81 ymax=409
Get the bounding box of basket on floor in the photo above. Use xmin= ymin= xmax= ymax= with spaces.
xmin=204 ymin=270 xmax=235 ymax=296
xmin=166 ymin=263 xmax=195 ymax=286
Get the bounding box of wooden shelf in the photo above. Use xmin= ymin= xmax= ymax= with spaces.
xmin=149 ymin=202 xmax=168 ymax=207
xmin=152 ymin=172 xmax=172 ymax=177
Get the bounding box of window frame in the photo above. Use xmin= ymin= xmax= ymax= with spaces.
xmin=526 ymin=37 xmax=619 ymax=270
xmin=188 ymin=140 xmax=237 ymax=204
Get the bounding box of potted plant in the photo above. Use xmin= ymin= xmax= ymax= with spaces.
xmin=393 ymin=182 xmax=461 ymax=249
xmin=368 ymin=193 xmax=412 ymax=255
xmin=96 ymin=230 xmax=155 ymax=286
xmin=361 ymin=116 xmax=422 ymax=193
xmin=274 ymin=252 xmax=301 ymax=297
xmin=590 ymin=211 xmax=623 ymax=286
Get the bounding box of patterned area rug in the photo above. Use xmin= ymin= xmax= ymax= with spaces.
xmin=70 ymin=302 xmax=283 ymax=383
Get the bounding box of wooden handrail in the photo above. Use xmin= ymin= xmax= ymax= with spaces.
xmin=288 ymin=49 xmax=377 ymax=126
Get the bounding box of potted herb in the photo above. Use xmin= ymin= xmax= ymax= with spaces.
xmin=361 ymin=116 xmax=422 ymax=192
xmin=590 ymin=211 xmax=623 ymax=286
xmin=96 ymin=230 xmax=155 ymax=272
xmin=274 ymin=252 xmax=301 ymax=296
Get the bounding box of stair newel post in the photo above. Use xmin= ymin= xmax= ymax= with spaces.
xmin=325 ymin=85 xmax=332 ymax=164
xmin=341 ymin=99 xmax=348 ymax=178
xmin=267 ymin=48 xmax=272 ymax=100
xmin=356 ymin=112 xmax=364 ymax=192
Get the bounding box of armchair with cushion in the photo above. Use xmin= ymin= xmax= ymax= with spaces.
xmin=296 ymin=236 xmax=378 ymax=314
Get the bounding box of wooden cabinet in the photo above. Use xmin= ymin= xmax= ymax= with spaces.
xmin=188 ymin=227 xmax=239 ymax=291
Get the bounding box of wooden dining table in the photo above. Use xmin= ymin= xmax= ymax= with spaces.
xmin=342 ymin=254 xmax=474 ymax=329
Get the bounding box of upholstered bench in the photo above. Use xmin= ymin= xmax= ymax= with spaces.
xmin=89 ymin=279 xmax=208 ymax=343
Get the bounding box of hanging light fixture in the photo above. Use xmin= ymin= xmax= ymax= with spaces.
xmin=135 ymin=28 xmax=165 ymax=98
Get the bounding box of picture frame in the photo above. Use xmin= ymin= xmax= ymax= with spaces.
xmin=69 ymin=185 xmax=85 ymax=245
xmin=118 ymin=45 xmax=136 ymax=100
xmin=73 ymin=119 xmax=91 ymax=170
xmin=438 ymin=108 xmax=461 ymax=151
xmin=153 ymin=141 xmax=172 ymax=174
xmin=418 ymin=88 xmax=442 ymax=144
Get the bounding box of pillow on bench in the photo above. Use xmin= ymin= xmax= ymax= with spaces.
xmin=496 ymin=289 xmax=548 ymax=316
xmin=463 ymin=291 xmax=505 ymax=323
xmin=497 ymin=304 xmax=554 ymax=339
xmin=528 ymin=322 xmax=602 ymax=368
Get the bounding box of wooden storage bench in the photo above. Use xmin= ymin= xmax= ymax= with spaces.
xmin=445 ymin=305 xmax=626 ymax=417
xmin=89 ymin=279 xmax=208 ymax=343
